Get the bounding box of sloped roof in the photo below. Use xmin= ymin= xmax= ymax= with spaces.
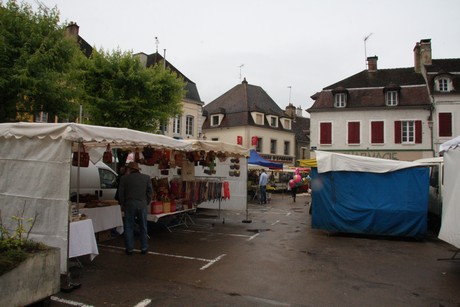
xmin=204 ymin=79 xmax=284 ymax=115
xmin=324 ymin=67 xmax=426 ymax=89
xmin=309 ymin=67 xmax=431 ymax=111
xmin=292 ymin=116 xmax=310 ymax=143
xmin=202 ymin=79 xmax=285 ymax=129
xmin=143 ymin=52 xmax=202 ymax=104
xmin=424 ymin=58 xmax=460 ymax=95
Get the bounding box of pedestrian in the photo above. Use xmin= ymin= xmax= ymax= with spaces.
xmin=259 ymin=169 xmax=268 ymax=204
xmin=118 ymin=162 xmax=153 ymax=255
xmin=291 ymin=184 xmax=297 ymax=202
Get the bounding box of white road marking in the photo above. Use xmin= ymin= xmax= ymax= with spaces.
xmin=98 ymin=244 xmax=226 ymax=270
xmin=200 ymin=254 xmax=226 ymax=270
xmin=134 ymin=298 xmax=152 ymax=307
xmin=248 ymin=232 xmax=260 ymax=241
xmin=179 ymin=229 xmax=252 ymax=238
xmin=50 ymin=296 xmax=93 ymax=306
xmin=271 ymin=220 xmax=280 ymax=226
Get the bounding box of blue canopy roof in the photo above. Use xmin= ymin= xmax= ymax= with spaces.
xmin=248 ymin=150 xmax=283 ymax=169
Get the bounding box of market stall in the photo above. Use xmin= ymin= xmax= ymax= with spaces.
xmin=0 ymin=122 xmax=249 ymax=274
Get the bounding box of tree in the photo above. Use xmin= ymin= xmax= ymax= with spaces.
xmin=80 ymin=48 xmax=185 ymax=132
xmin=0 ymin=0 xmax=85 ymax=122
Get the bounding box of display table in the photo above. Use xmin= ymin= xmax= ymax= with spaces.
xmin=69 ymin=219 xmax=99 ymax=260
xmin=80 ymin=205 xmax=124 ymax=234
xmin=147 ymin=208 xmax=196 ymax=232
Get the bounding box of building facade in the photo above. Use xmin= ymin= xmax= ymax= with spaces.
xmin=202 ymin=79 xmax=296 ymax=165
xmin=135 ymin=52 xmax=204 ymax=140
xmin=308 ymin=45 xmax=435 ymax=161
xmin=417 ymin=39 xmax=460 ymax=156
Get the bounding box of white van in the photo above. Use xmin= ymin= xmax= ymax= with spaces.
xmin=70 ymin=161 xmax=119 ymax=201
xmin=415 ymin=157 xmax=444 ymax=232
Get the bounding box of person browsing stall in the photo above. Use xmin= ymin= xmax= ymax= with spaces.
xmin=118 ymin=162 xmax=153 ymax=255
xmin=259 ymin=169 xmax=268 ymax=204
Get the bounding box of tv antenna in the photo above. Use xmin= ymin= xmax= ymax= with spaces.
xmin=364 ymin=33 xmax=373 ymax=69
xmin=287 ymin=86 xmax=292 ymax=103
xmin=155 ymin=36 xmax=160 ymax=53
xmin=239 ymin=64 xmax=244 ymax=81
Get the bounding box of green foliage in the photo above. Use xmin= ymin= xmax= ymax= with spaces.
xmin=80 ymin=49 xmax=186 ymax=132
xmin=0 ymin=0 xmax=85 ymax=122
xmin=0 ymin=206 xmax=46 ymax=276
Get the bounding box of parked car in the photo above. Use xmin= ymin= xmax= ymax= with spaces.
xmin=70 ymin=160 xmax=118 ymax=201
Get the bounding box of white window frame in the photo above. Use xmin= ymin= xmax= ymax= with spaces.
xmin=385 ymin=91 xmax=398 ymax=106
xmin=283 ymin=118 xmax=291 ymax=130
xmin=270 ymin=139 xmax=277 ymax=154
xmin=437 ymin=78 xmax=450 ymax=92
xmin=284 ymin=141 xmax=290 ymax=155
xmin=334 ymin=93 xmax=347 ymax=108
xmin=185 ymin=115 xmax=194 ymax=136
xmin=402 ymin=120 xmax=415 ymax=144
xmin=211 ymin=115 xmax=220 ymax=127
xmin=268 ymin=115 xmax=278 ymax=128
xmin=173 ymin=116 xmax=181 ymax=134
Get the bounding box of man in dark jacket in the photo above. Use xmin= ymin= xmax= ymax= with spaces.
xmin=118 ymin=162 xmax=153 ymax=255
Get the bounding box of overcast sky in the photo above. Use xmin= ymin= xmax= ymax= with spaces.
xmin=25 ymin=0 xmax=460 ymax=116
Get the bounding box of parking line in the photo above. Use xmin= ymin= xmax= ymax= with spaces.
xmin=50 ymin=296 xmax=93 ymax=306
xmin=98 ymin=244 xmax=226 ymax=270
xmin=179 ymin=229 xmax=252 ymax=238
xmin=134 ymin=298 xmax=152 ymax=307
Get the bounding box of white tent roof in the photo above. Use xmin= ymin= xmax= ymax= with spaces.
xmin=0 ymin=122 xmax=190 ymax=150
xmin=439 ymin=135 xmax=460 ymax=153
xmin=316 ymin=150 xmax=427 ymax=174
xmin=184 ymin=139 xmax=249 ymax=157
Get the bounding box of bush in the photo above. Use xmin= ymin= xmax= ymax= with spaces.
xmin=0 ymin=205 xmax=46 ymax=275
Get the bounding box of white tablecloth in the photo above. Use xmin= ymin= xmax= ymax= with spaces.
xmin=69 ymin=219 xmax=99 ymax=260
xmin=80 ymin=205 xmax=124 ymax=234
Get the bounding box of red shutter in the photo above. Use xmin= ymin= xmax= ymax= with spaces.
xmin=394 ymin=121 xmax=401 ymax=144
xmin=237 ymin=136 xmax=243 ymax=145
xmin=371 ymin=121 xmax=384 ymax=144
xmin=348 ymin=122 xmax=360 ymax=144
xmin=439 ymin=113 xmax=452 ymax=137
xmin=320 ymin=122 xmax=332 ymax=144
xmin=415 ymin=120 xmax=422 ymax=144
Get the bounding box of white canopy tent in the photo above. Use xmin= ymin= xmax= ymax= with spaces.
xmin=438 ymin=136 xmax=460 ymax=249
xmin=0 ymin=122 xmax=249 ymax=273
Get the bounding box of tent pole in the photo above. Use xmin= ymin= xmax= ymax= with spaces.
xmin=242 ymin=156 xmax=252 ymax=223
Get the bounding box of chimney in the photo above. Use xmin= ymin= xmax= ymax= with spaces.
xmin=296 ymin=106 xmax=303 ymax=117
xmin=367 ymin=56 xmax=378 ymax=72
xmin=65 ymin=22 xmax=79 ymax=41
xmin=414 ymin=39 xmax=432 ymax=73
xmin=285 ymin=103 xmax=296 ymax=117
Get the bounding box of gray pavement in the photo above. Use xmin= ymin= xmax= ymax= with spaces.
xmin=47 ymin=193 xmax=460 ymax=307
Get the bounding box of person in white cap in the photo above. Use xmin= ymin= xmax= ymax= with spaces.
xmin=118 ymin=162 xmax=153 ymax=255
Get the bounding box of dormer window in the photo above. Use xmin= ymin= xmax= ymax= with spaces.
xmin=435 ymin=76 xmax=453 ymax=92
xmin=334 ymin=93 xmax=347 ymax=108
xmin=268 ymin=115 xmax=278 ymax=128
xmin=332 ymin=87 xmax=348 ymax=108
xmin=385 ymin=91 xmax=398 ymax=106
xmin=211 ymin=114 xmax=223 ymax=127
xmin=384 ymin=83 xmax=400 ymax=106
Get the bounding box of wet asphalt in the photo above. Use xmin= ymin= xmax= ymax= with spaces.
xmin=44 ymin=193 xmax=460 ymax=307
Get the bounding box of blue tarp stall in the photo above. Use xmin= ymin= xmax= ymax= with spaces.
xmin=248 ymin=149 xmax=283 ymax=169
xmin=311 ymin=151 xmax=430 ymax=237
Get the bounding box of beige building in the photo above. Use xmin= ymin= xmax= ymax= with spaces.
xmin=202 ymin=79 xmax=296 ymax=165
xmin=135 ymin=52 xmax=204 ymax=140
